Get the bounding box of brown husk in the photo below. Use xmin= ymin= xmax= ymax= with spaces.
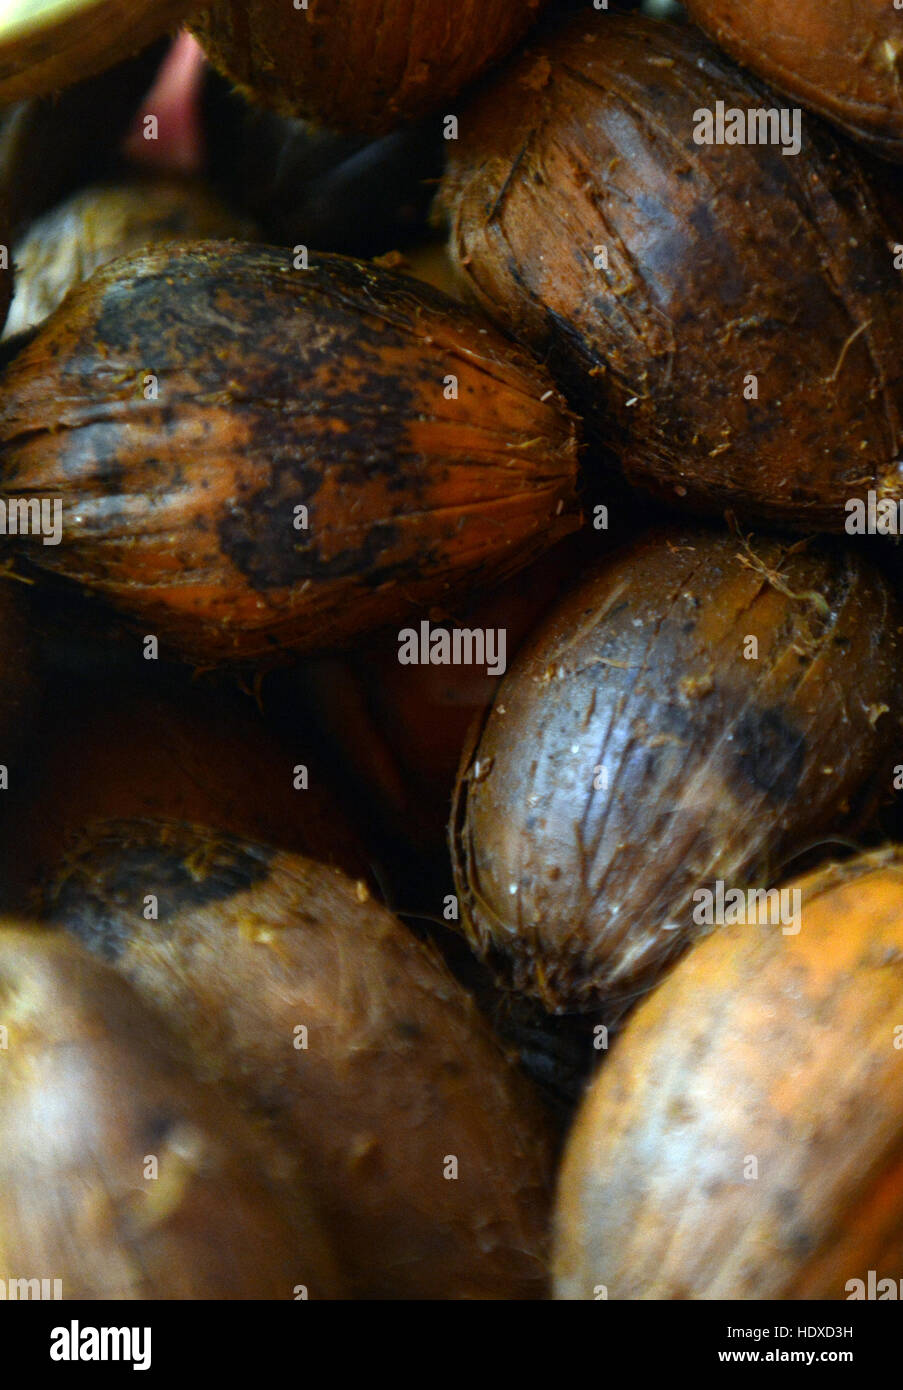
xmin=451 ymin=526 xmax=903 ymax=1012
xmin=43 ymin=817 xmax=556 ymax=1300
xmin=685 ymin=0 xmax=903 ymax=160
xmin=0 ymin=925 xmax=343 ymax=1298
xmin=439 ymin=14 xmax=903 ymax=530
xmin=192 ymin=0 xmax=552 ymax=136
xmin=0 ymin=241 xmax=580 ymax=664
xmin=554 ymin=847 xmax=903 ymax=1298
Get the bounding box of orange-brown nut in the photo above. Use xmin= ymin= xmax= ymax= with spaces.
xmin=0 ymin=242 xmax=580 ymax=664
xmin=685 ymin=0 xmax=903 ymax=160
xmin=555 ymin=848 xmax=903 ymax=1299
xmin=192 ymin=0 xmax=552 ymax=135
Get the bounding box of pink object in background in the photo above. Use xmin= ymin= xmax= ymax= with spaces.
xmin=123 ymin=31 xmax=207 ymax=174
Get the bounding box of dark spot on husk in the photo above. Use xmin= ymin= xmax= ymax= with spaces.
xmin=219 ymin=501 xmax=404 ymax=589
xmin=0 ymin=325 xmax=39 ymax=373
xmin=143 ymin=1107 xmax=179 ymax=1148
xmin=734 ymin=707 xmax=806 ymax=801
xmin=784 ymin=1226 xmax=817 ymax=1260
xmin=81 ymin=252 xmax=442 ymax=592
xmin=775 ymin=1188 xmax=798 ymax=1219
xmin=48 ymin=830 xmax=273 ymax=961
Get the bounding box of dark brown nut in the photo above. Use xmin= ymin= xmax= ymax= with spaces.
xmin=554 ymin=848 xmax=903 ymax=1299
xmin=44 ymin=818 xmax=556 ymax=1300
xmin=685 ymin=0 xmax=903 ymax=161
xmin=3 ymin=178 xmax=257 ymax=339
xmin=451 ymin=527 xmax=903 ymax=1013
xmin=0 ymin=669 xmax=369 ymax=911
xmin=438 ymin=14 xmax=903 ymax=531
xmin=0 ymin=0 xmax=192 ymax=106
xmin=191 ymin=0 xmax=552 ymax=136
xmin=0 ymin=241 xmax=580 ymax=665
xmin=0 ymin=925 xmax=343 ymax=1299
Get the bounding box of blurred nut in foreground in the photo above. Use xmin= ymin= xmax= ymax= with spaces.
xmin=45 ymin=817 xmax=557 ymax=1300
xmin=0 ymin=926 xmax=343 ymax=1298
